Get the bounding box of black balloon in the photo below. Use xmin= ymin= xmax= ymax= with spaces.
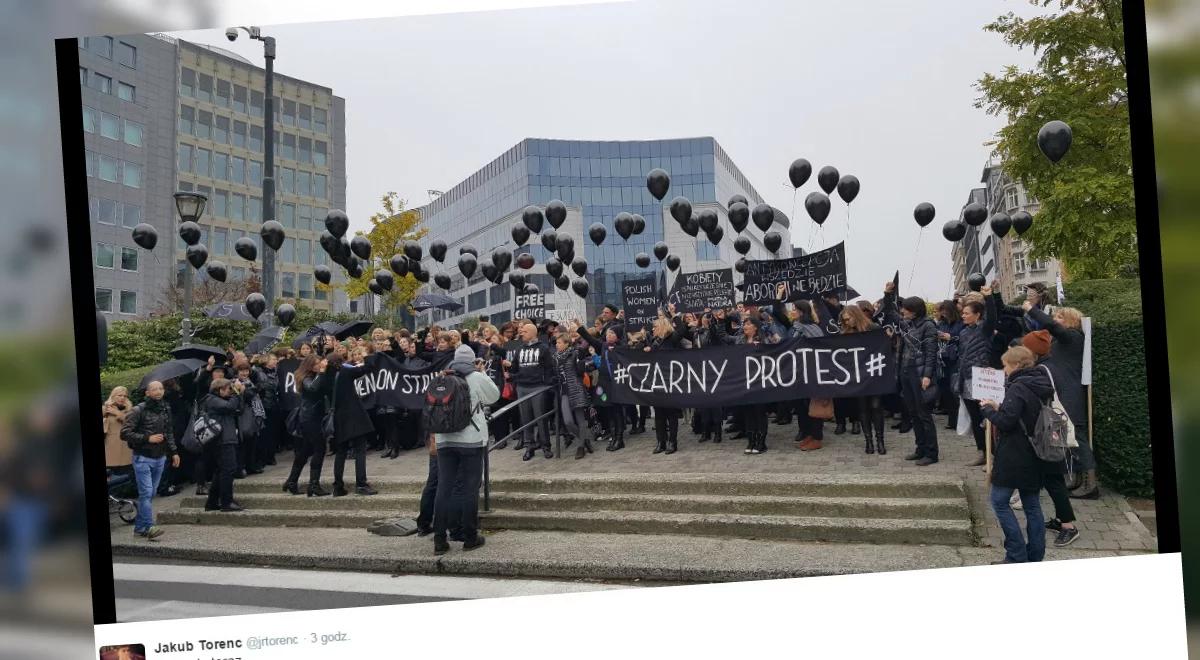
xmin=205 ymin=260 xmax=227 ymax=282
xmin=817 ymin=166 xmax=840 ymax=194
xmin=414 ymin=269 xmax=430 ymax=284
xmin=331 ymin=251 xmax=350 ymax=269
xmin=559 ymin=249 xmax=575 ymax=267
xmin=508 ymin=271 xmax=525 ymax=291
xmin=942 ymin=220 xmax=966 ymax=242
xmin=545 ymin=257 xmax=564 ymax=279
xmin=481 ymin=262 xmax=499 ymax=284
xmin=178 ymin=221 xmax=201 ymax=246
xmin=571 ymin=278 xmax=589 ymax=298
xmin=968 ymin=273 xmax=986 ymax=292
xmin=457 ymin=253 xmax=477 ymax=279
xmin=698 ymin=209 xmax=719 ymax=233
xmin=541 ymin=231 xmax=558 ymax=253
xmin=682 ymin=215 xmax=700 ymax=237
xmin=275 ymin=303 xmax=296 ymax=327
xmin=261 ymin=221 xmax=285 ymax=251
xmin=646 ymin=168 xmax=670 ymax=201
xmin=654 ymin=242 xmax=669 ymax=261
xmin=511 ymin=222 xmax=530 ymax=247
xmin=368 ymin=280 xmax=384 ymax=296
xmin=324 ymin=209 xmax=349 ymax=238
xmin=614 ymin=213 xmax=634 ymax=240
xmin=735 ymin=257 xmax=747 ymax=273
xmin=235 ymin=236 xmax=259 ymax=262
xmin=459 ymin=245 xmax=478 ymax=258
xmin=491 ymin=248 xmax=512 ymax=273
xmin=962 ymin=202 xmax=987 ymax=227
xmin=989 ymin=213 xmax=1012 ymax=238
xmin=350 ymin=235 xmax=372 ymax=261
xmin=318 ymin=231 xmax=338 ymax=255
xmin=837 ymin=175 xmax=860 ymax=204
xmin=335 ymin=236 xmax=352 ymax=261
xmin=1011 ymin=210 xmax=1034 ymax=235
xmin=516 ymin=252 xmax=535 ymax=270
xmin=914 ymin=202 xmax=936 ymax=228
xmin=429 ymin=240 xmax=447 ymax=263
xmin=347 ymin=258 xmax=364 ymax=279
xmin=375 ymin=270 xmax=394 ymax=291
xmin=666 ymin=254 xmax=681 ymax=272
xmin=555 ymin=274 xmax=570 ymax=290
xmin=735 ymin=282 xmax=746 ymax=292
xmin=728 ymin=202 xmax=750 ymax=233
xmin=789 ymin=158 xmax=813 ymax=189
xmin=635 ymin=252 xmax=650 ymax=268
xmin=404 ymin=241 xmax=423 ymax=262
xmin=545 ymin=200 xmax=568 ymax=229
xmin=186 ymin=243 xmax=208 ymax=269
xmin=764 ymin=231 xmax=782 ymax=254
xmin=572 ymin=257 xmax=588 ymax=277
xmin=390 ymin=254 xmax=409 ymax=277
xmin=1037 ymin=120 xmax=1072 ymax=164
xmin=314 ymin=264 xmax=332 ymax=285
xmin=522 ymin=206 xmax=545 ymax=234
xmin=588 ymin=222 xmax=607 ymax=247
xmin=435 ymin=272 xmax=452 ymax=290
xmin=523 ymin=284 xmax=540 ymax=296
xmin=706 ymin=225 xmax=724 ymax=246
xmin=670 ymin=197 xmax=693 ymax=225
xmin=728 ymin=194 xmax=749 ymax=209
xmin=752 ymin=204 xmax=775 ymax=232
xmin=132 ymin=223 xmax=158 ymax=250
xmin=632 ymin=214 xmax=646 ymax=235
xmin=734 ymin=236 xmax=751 ymax=255
xmin=805 ymin=192 xmax=831 ymax=225
xmin=245 ymin=293 xmax=266 ymax=320
xmin=556 ymin=234 xmax=575 ymax=261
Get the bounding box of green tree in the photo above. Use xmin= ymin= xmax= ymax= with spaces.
xmin=975 ymin=0 xmax=1133 ymax=279
xmin=327 ymin=192 xmax=427 ymax=316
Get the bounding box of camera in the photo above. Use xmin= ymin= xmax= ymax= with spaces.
xmin=225 ymin=28 xmax=239 ymax=41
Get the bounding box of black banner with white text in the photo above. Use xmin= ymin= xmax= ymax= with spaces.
xmin=742 ymin=242 xmax=847 ymax=304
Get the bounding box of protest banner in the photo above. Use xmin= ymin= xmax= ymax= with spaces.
xmin=971 ymin=366 xmax=1006 ymax=402
xmin=666 ymin=267 xmax=735 ymax=314
xmin=514 ymin=291 xmax=546 ymax=320
xmin=742 ymin=242 xmax=847 ymax=304
xmin=622 ymin=276 xmax=660 ymax=331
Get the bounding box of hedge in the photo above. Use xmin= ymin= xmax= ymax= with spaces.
xmin=98 ymin=365 xmax=155 ymax=406
xmin=1064 ymin=278 xmax=1154 ymax=497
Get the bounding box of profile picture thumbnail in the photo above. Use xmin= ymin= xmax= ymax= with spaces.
xmin=99 ymin=644 xmax=146 ymax=660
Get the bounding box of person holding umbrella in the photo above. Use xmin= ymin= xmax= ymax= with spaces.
xmin=120 ymin=381 xmax=180 ymax=539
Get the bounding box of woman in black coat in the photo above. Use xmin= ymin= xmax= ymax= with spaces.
xmin=283 ymin=354 xmax=333 ymax=497
xmin=644 ymin=311 xmax=688 ymax=455
xmin=713 ymin=312 xmax=770 ymax=455
xmin=554 ymin=330 xmax=595 ymax=460
xmin=958 ymin=290 xmax=998 ymax=467
xmin=202 ymin=378 xmax=248 ymax=513
xmin=978 ymin=346 xmax=1058 ymax=564
xmin=577 ymin=323 xmax=627 ymax=451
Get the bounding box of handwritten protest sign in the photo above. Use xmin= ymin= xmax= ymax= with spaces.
xmin=742 ymin=242 xmax=847 ymax=304
xmin=622 ymin=276 xmax=659 ymax=331
xmin=514 ymin=292 xmax=546 ymax=320
xmin=971 ymin=366 xmax=1006 ymax=402
xmin=667 ymin=268 xmax=735 ymax=314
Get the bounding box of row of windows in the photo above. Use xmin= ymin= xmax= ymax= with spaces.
xmin=90 ymin=196 xmax=141 ymax=228
xmin=179 ymin=104 xmax=329 ymax=166
xmin=528 ymin=155 xmax=713 ymax=179
xmin=179 ymin=67 xmax=328 ymax=133
xmin=96 ymin=288 xmax=137 ymax=314
xmin=80 ymin=67 xmax=136 ymax=102
xmin=85 ymin=150 xmax=142 ymax=188
xmin=82 ymin=106 xmax=142 ymax=146
xmin=178 ymin=144 xmax=328 ymax=199
xmin=80 ymin=37 xmax=137 ymax=68
xmin=95 ymin=243 xmax=139 ymax=271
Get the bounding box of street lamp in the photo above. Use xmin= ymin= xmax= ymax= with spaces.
xmin=174 ymin=190 xmax=207 ymax=346
xmin=227 ymin=25 xmax=277 ymax=327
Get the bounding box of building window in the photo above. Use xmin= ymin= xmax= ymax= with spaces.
xmin=123 ymin=120 xmax=143 ymax=147
xmin=85 ymin=150 xmax=97 ymax=176
xmin=79 ymin=66 xmax=87 ymax=85
xmin=214 ymin=115 xmax=229 ymax=144
xmin=95 ymin=288 xmax=113 ymax=312
xmin=298 ymin=136 xmax=311 ymax=163
xmin=314 ymin=140 xmax=327 ymax=166
xmin=196 ymin=110 xmax=212 ymax=139
xmin=119 ymin=290 xmax=137 ymax=314
xmin=230 ymin=156 xmax=245 ymax=184
xmin=296 ymin=170 xmax=310 ymax=196
xmin=315 ymin=286 xmax=327 ymax=301
xmin=178 ymin=143 xmax=192 ymax=173
xmin=99 ymin=112 xmax=120 ymax=140
xmin=280 ymin=133 xmax=295 ymax=160
xmin=93 ymin=36 xmax=113 ymax=59
xmin=92 ymin=73 xmax=112 ymax=95
xmin=282 ymin=99 xmax=295 ymax=126
xmin=178 ymin=180 xmax=193 ymax=192
xmin=194 ymin=148 xmax=210 ymax=178
xmin=122 ymin=203 xmax=141 ymax=228
xmin=489 ymin=283 xmax=510 ymax=306
xmin=96 ymin=243 xmax=114 ymax=268
xmin=298 ymin=103 xmax=312 ymax=131
xmin=117 ymin=41 xmax=136 ymax=68
xmin=280 ymin=202 xmax=295 ymax=228
xmin=197 ymin=73 xmax=213 ymax=103
xmin=215 ymin=79 xmax=230 ymax=107
xmin=120 ymin=246 xmax=138 ymax=271
xmin=313 ymin=173 xmax=326 ymax=199
xmin=123 ymin=162 xmax=142 ymax=188
xmin=96 ymin=197 xmax=118 ymax=225
xmin=249 ymin=124 xmax=263 ymax=152
xmin=230 ymin=193 xmax=245 ymax=221
xmin=1005 ymin=187 xmax=1020 ymax=210
xmin=213 ymin=227 xmax=228 ymax=255
xmin=297 ymin=239 xmax=311 ymax=265
xmin=231 ymin=266 xmax=246 ymax=281
xmin=468 ymin=290 xmax=487 ymax=311
xmin=213 ymin=189 xmax=227 ymax=217
xmin=83 ymin=106 xmax=96 ymax=133
xmin=180 ymin=67 xmax=195 ymax=97
xmin=247 ymin=196 xmax=261 ymax=223
xmin=280 ymin=167 xmax=294 ymax=194
xmin=117 ymin=82 xmax=135 ymax=102
xmin=233 ymin=84 xmax=247 ymax=113
xmin=232 ymin=120 xmax=247 ymax=148
xmin=1013 ymin=252 xmax=1026 ymax=274
xmin=212 ymin=152 xmax=228 ymax=181
xmin=98 ymin=154 xmax=119 ymax=182
xmin=249 ymin=160 xmax=262 ymax=185
xmin=179 ymin=105 xmax=194 ymax=134
xmin=250 ymin=89 xmax=263 ymax=115
xmin=299 ymin=273 xmax=313 ymax=299
xmin=314 ymin=107 xmax=327 ymax=133
xmin=298 ymin=204 xmax=311 ymax=231
xmin=281 ymin=272 xmax=295 ymax=297
xmin=1031 ymin=258 xmax=1048 ymax=272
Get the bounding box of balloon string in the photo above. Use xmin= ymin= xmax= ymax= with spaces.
xmin=846 ymin=205 xmax=852 ymax=244
xmin=908 ymin=228 xmax=924 ymax=290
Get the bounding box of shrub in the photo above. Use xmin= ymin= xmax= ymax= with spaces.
xmin=98 ymin=365 xmax=156 ymax=405
xmin=1065 ymin=278 xmax=1153 ymax=497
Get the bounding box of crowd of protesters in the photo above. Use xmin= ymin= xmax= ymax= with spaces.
xmin=106 ymin=277 xmax=1094 ymax=562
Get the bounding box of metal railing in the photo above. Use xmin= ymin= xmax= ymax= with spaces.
xmin=480 ymin=384 xmax=561 ymax=513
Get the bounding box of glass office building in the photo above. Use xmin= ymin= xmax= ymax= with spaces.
xmin=415 ymin=137 xmax=782 ymax=326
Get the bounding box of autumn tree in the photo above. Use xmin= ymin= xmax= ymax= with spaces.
xmin=975 ymin=0 xmax=1134 ymax=279
xmin=327 ymin=192 xmax=427 ymax=316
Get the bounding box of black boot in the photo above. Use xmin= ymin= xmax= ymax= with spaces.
xmin=864 ymin=427 xmax=875 ymax=454
xmin=834 ymin=422 xmax=847 ymax=435
xmin=744 ymin=432 xmax=756 ymax=455
xmin=584 ymin=435 xmax=594 ymax=454
xmin=665 ymin=433 xmax=678 ymax=455
xmin=699 ymin=431 xmax=710 ymax=443
xmin=653 ymin=425 xmax=666 ymax=454
xmin=712 ymin=427 xmax=722 ymax=444
xmin=874 ymin=412 xmax=887 ymax=455
xmin=522 ymin=446 xmax=536 ymax=461
xmin=332 ymin=483 xmax=349 ymax=497
xmin=307 ymin=482 xmax=329 ymax=497
xmin=606 ymin=435 xmax=619 ymax=451
xmin=281 ymin=481 xmax=296 ymax=495
xmin=850 ymin=421 xmax=861 ymax=435
xmin=756 ymin=432 xmax=768 ymax=454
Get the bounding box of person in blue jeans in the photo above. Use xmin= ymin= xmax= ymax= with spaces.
xmin=979 ymin=346 xmax=1058 ymax=564
xmin=120 ymin=380 xmax=179 ymax=540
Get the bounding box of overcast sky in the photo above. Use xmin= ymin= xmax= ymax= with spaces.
xmin=170 ymin=0 xmax=1040 ymax=300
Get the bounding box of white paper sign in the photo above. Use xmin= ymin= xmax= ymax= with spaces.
xmin=971 ymin=366 xmax=1006 ymax=402
xmin=1082 ymin=317 xmax=1092 ymax=386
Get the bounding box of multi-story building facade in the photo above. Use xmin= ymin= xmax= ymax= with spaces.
xmin=81 ymin=33 xmax=348 ymax=320
xmin=980 ymin=155 xmax=1062 ymax=303
xmin=410 ymin=137 xmax=780 ymax=327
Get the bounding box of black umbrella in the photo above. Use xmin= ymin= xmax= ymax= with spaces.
xmin=204 ymin=302 xmax=257 ymax=322
xmin=291 ymin=323 xmax=335 ymax=349
xmin=139 ymin=358 xmax=205 ymax=390
xmin=332 ymin=319 xmax=374 ymax=340
xmin=411 ymin=293 xmax=464 ymax=313
xmin=170 ymin=344 xmax=227 ymax=363
xmin=244 ymin=326 xmax=286 ymax=355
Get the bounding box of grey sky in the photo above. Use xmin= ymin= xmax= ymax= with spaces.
xmin=171 ymin=0 xmax=1039 ymax=301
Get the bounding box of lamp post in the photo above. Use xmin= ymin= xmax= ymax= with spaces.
xmin=174 ymin=191 xmax=207 ymax=346
xmin=227 ymin=26 xmax=276 ymax=327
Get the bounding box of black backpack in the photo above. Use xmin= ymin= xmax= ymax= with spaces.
xmin=422 ymin=373 xmax=476 ymax=434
